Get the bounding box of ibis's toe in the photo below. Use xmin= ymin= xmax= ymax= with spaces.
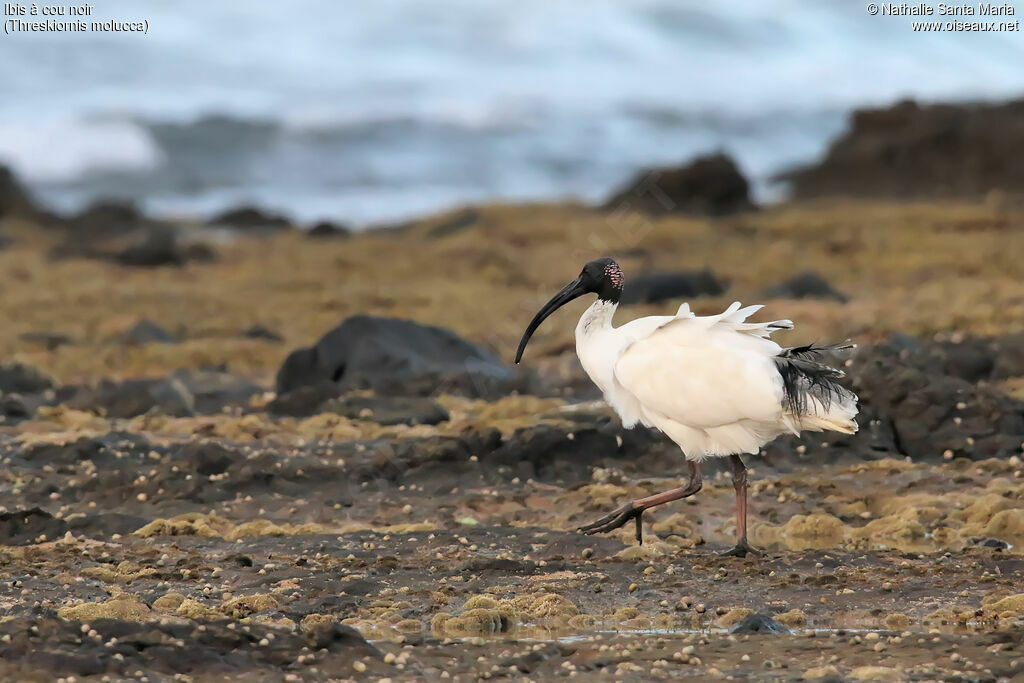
xmin=577 ymin=504 xmax=644 ymax=543
xmin=719 ymin=541 xmax=766 ymax=558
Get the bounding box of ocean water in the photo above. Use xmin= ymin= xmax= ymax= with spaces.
xmin=2 ymin=0 xmax=1022 ymax=226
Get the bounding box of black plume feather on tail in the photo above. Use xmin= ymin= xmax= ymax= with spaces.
xmin=778 ymin=341 xmax=856 ymax=360
xmin=774 ymin=342 xmax=856 ymax=415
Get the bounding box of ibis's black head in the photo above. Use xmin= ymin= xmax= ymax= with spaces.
xmin=514 ymin=257 xmax=624 ymax=364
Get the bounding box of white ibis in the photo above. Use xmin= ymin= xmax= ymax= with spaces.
xmin=515 ymin=258 xmax=858 ymax=556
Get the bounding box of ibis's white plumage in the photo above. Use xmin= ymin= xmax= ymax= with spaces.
xmin=575 ymin=299 xmax=858 ymax=461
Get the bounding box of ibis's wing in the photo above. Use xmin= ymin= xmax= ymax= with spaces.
xmin=612 ymin=302 xmax=786 ymax=430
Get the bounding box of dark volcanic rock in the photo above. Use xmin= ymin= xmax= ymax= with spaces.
xmin=0 ymin=617 xmax=379 ymax=680
xmin=731 ymin=613 xmax=791 ymax=635
xmin=759 ymin=271 xmax=849 ymax=303
xmin=992 ymin=332 xmax=1024 ymax=380
xmin=66 ymin=200 xmax=147 ymax=236
xmin=116 ymin=319 xmax=179 ymax=345
xmin=181 ymin=441 xmax=238 ymax=476
xmin=620 ymin=269 xmax=726 ymax=305
xmin=116 ymin=225 xmax=185 ymax=266
xmin=23 ymin=437 xmax=106 ymax=465
xmin=0 ymin=362 xmax=55 ymax=394
xmin=209 ymin=206 xmax=292 ymax=231
xmin=862 ymin=335 xmax=1010 ymax=385
xmin=0 ymin=394 xmax=33 ymax=419
xmin=0 ymin=164 xmax=39 ymax=219
xmin=65 ymin=377 xmax=194 ymax=418
xmin=241 ymin=323 xmax=284 ymax=342
xmin=169 ymin=368 xmax=263 ymax=414
xmin=0 ymin=508 xmax=68 ymax=545
xmin=849 ymin=340 xmax=1024 ymax=461
xmin=275 ymin=315 xmax=516 ymax=398
xmin=308 ymin=221 xmax=351 ymax=238
xmin=782 ymin=98 xmax=1024 ymax=199
xmin=322 ymin=395 xmax=450 ymax=426
xmin=268 ymin=381 xmax=342 ymax=417
xmin=602 ymin=153 xmax=753 ymax=216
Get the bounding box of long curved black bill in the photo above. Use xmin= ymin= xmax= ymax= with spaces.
xmin=515 ymin=277 xmax=587 ymax=364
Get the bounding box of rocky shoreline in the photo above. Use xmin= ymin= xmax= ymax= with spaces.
xmin=2 ymin=98 xmax=1024 ymax=680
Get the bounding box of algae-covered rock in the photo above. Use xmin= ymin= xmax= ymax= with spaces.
xmin=568 ymin=614 xmax=597 ymax=629
xmin=852 ymin=515 xmax=927 ymax=544
xmin=987 ymin=593 xmax=1024 ymax=617
xmin=580 ymin=483 xmax=628 ymax=506
xmin=850 ymin=665 xmax=903 ymax=681
xmin=716 ymin=608 xmax=754 ymax=628
xmin=759 ymin=513 xmax=849 ymax=550
xmin=804 ymin=665 xmax=841 ymax=680
xmin=80 ymin=560 xmax=158 ymax=583
xmin=441 ymin=608 xmax=509 ymax=634
xmin=463 ymin=595 xmax=499 ymax=610
xmin=394 ymin=618 xmax=422 ymax=632
xmin=885 ymin=613 xmax=912 ymax=628
xmin=152 ymin=592 xmax=185 ymax=612
xmin=616 ymin=544 xmax=667 ymax=561
xmin=221 ymin=593 xmax=281 ymax=618
xmin=775 ymin=609 xmax=807 ymax=627
xmin=175 ymin=599 xmax=222 ymax=620
xmin=300 ymin=613 xmax=336 ymax=634
xmin=983 ymin=509 xmax=1024 ymax=540
xmin=612 ymin=607 xmax=639 ymax=622
xmin=430 ymin=612 xmax=453 ymax=632
xmin=924 ymin=606 xmax=976 ymax=625
xmin=134 ymin=513 xmax=229 ymax=538
xmin=512 ymin=593 xmax=579 ymax=620
xmin=59 ymin=593 xmax=152 ymax=623
xmin=621 ymin=616 xmax=653 ymax=629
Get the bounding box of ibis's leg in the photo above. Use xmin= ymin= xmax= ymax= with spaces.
xmin=578 ymin=460 xmax=702 ymax=545
xmin=720 ymin=454 xmax=765 ymax=557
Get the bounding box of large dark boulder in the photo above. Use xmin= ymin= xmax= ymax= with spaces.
xmin=65 ymin=377 xmax=194 ymax=418
xmin=275 ymin=315 xmax=515 ymax=398
xmin=781 ymin=98 xmax=1024 ymax=199
xmin=0 ymin=508 xmax=69 ymax=545
xmin=731 ymin=613 xmax=791 ymax=635
xmin=620 ymin=269 xmax=726 ymax=305
xmin=0 ymin=363 xmax=55 ymax=395
xmin=992 ymin=332 xmax=1024 ymax=380
xmin=208 ymin=206 xmax=292 ymax=231
xmin=759 ymin=271 xmax=849 ymax=303
xmin=0 ymin=165 xmax=40 ymax=220
xmin=602 ymin=153 xmax=753 ymax=216
xmin=307 ymin=221 xmax=351 ymax=238
xmin=65 ymin=200 xmax=148 ymax=237
xmin=848 ymin=340 xmax=1024 ymax=461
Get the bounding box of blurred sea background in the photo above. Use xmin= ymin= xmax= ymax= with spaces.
xmin=2 ymin=0 xmax=1022 ymax=226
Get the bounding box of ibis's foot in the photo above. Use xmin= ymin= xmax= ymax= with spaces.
xmin=578 ymin=504 xmax=645 ymax=544
xmin=720 ymin=540 xmax=766 ymax=558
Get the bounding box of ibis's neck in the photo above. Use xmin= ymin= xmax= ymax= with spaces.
xmin=574 ymin=299 xmax=619 ymax=394
xmin=576 ymin=298 xmax=618 ymax=336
